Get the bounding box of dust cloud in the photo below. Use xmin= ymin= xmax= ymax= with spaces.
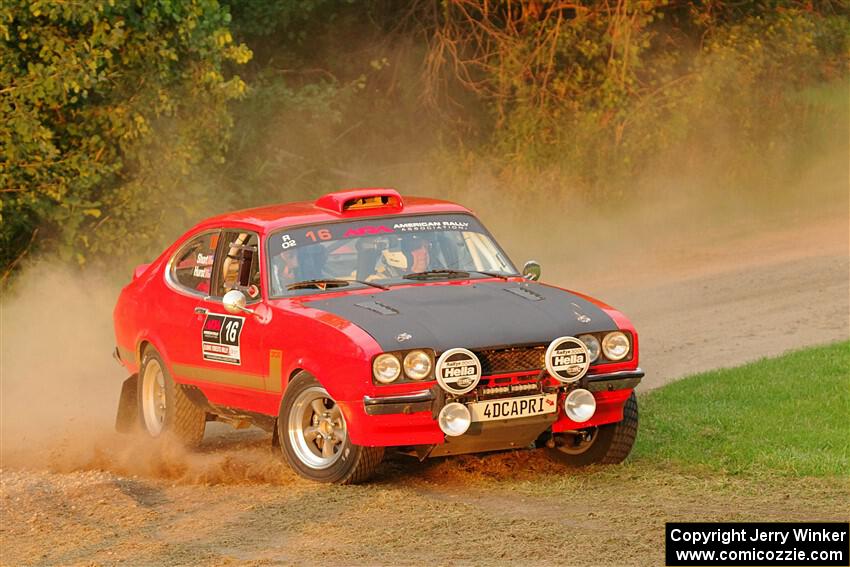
xmin=1 ymin=264 xmax=123 ymax=463
xmin=0 ymin=265 xmax=292 ymax=485
xmin=440 ymin=123 xmax=849 ymax=296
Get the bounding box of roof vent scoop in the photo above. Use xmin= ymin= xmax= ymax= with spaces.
xmin=315 ymin=188 xmax=404 ymax=214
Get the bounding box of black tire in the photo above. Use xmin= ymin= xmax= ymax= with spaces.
xmin=548 ymin=391 xmax=638 ymax=466
xmin=137 ymin=347 xmax=206 ymax=447
xmin=278 ymin=372 xmax=383 ymax=484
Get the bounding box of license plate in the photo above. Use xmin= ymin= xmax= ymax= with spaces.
xmin=469 ymin=393 xmax=558 ymax=422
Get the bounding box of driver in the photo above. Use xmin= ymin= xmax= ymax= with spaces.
xmin=273 ymin=245 xmax=330 ymax=293
xmin=370 ymin=235 xmax=430 ymax=280
xmin=404 ymin=236 xmax=430 ymax=273
xmin=272 ymin=248 xmax=299 ymax=293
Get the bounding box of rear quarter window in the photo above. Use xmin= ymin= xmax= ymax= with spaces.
xmin=171 ymin=232 xmax=219 ymax=294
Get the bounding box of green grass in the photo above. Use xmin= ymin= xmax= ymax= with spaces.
xmin=632 ymin=341 xmax=850 ymax=477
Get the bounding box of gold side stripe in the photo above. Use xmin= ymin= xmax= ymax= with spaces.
xmin=267 ymin=349 xmax=283 ymax=393
xmin=173 ymin=363 xmax=266 ymax=390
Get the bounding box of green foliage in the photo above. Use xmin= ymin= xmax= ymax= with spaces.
xmin=225 ymin=0 xmax=334 ymax=40
xmin=1 ymin=0 xmax=847 ymax=278
xmin=0 ymin=0 xmax=249 ymax=272
xmin=421 ymin=2 xmax=849 ymax=194
xmin=633 ymin=342 xmax=850 ymax=477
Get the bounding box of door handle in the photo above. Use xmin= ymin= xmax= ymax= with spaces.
xmin=194 ymin=307 xmax=208 ymax=316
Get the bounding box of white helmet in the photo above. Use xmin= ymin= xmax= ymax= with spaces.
xmin=381 ymin=249 xmax=408 ymax=271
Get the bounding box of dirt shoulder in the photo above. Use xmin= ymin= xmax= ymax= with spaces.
xmin=2 ymin=448 xmax=847 ymax=566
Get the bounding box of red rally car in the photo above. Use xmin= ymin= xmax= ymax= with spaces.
xmin=113 ymin=188 xmax=643 ymax=483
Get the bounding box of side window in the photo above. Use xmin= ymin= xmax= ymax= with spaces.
xmin=216 ymin=231 xmax=261 ymax=301
xmin=171 ymin=232 xmax=219 ymax=294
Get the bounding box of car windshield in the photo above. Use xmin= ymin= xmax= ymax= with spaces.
xmin=267 ymin=214 xmax=517 ymax=297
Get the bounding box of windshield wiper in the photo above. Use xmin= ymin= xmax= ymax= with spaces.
xmin=403 ymin=269 xmax=512 ymax=281
xmin=403 ymin=269 xmax=470 ymax=280
xmin=287 ymin=279 xmax=351 ymax=291
xmin=286 ymin=278 xmax=389 ymax=291
xmin=355 ymin=279 xmax=390 ymax=290
xmin=470 ymin=270 xmax=510 ymax=280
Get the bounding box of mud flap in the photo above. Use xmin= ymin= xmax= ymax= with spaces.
xmin=115 ymin=374 xmax=139 ymax=433
xmin=271 ymin=419 xmax=280 ymax=449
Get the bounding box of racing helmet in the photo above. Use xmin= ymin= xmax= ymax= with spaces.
xmin=378 ymin=247 xmax=408 ymax=278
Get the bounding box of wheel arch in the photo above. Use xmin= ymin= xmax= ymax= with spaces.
xmin=288 ymin=367 xmax=305 ymax=383
xmin=134 ymin=335 xmax=175 ymax=376
xmin=277 ymin=359 xmax=373 ymax=446
xmin=137 ymin=339 xmax=151 ymax=364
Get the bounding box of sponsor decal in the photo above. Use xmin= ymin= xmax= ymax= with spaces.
xmin=196 ymin=252 xmax=214 ymax=266
xmin=545 ymin=336 xmax=590 ymax=382
xmin=281 ymin=234 xmax=297 ymax=249
xmin=343 ymin=225 xmax=394 ymax=238
xmin=192 ymin=266 xmax=211 ymax=279
xmin=392 ymin=220 xmax=470 ymax=232
xmin=202 ymin=313 xmax=245 ymax=365
xmin=436 ymin=348 xmax=482 ymax=395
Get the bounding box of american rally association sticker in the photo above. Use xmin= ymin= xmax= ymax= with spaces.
xmin=436 ymin=348 xmax=482 ymax=395
xmin=392 ymin=220 xmax=470 ymax=232
xmin=202 ymin=314 xmax=245 ymax=365
xmin=545 ymin=336 xmax=590 ymax=383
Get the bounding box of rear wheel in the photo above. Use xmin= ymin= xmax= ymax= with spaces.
xmin=137 ymin=347 xmax=206 ymax=447
xmin=278 ymin=372 xmax=383 ymax=484
xmin=548 ymin=392 xmax=638 ymax=466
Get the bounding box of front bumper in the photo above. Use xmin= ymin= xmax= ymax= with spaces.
xmin=584 ymin=369 xmax=643 ymax=392
xmin=363 ymin=390 xmax=436 ymax=416
xmin=352 ymin=367 xmax=644 ymax=447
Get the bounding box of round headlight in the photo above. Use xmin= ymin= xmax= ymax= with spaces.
xmin=564 ymin=388 xmax=596 ymax=422
xmin=438 ymin=402 xmax=472 ymax=437
xmin=373 ymin=354 xmax=401 ymax=384
xmin=578 ymin=334 xmax=601 ymax=362
xmin=403 ymin=350 xmax=432 ymax=380
xmin=601 ymin=331 xmax=630 ymax=361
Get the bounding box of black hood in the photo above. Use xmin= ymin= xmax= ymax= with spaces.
xmin=303 ymin=281 xmax=616 ymax=352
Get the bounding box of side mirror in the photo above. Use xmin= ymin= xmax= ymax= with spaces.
xmin=522 ymin=260 xmax=541 ymax=281
xmin=222 ymin=289 xmax=255 ymax=315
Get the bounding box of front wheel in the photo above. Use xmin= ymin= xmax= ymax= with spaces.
xmin=278 ymin=372 xmax=383 ymax=484
xmin=137 ymin=347 xmax=206 ymax=447
xmin=548 ymin=391 xmax=638 ymax=466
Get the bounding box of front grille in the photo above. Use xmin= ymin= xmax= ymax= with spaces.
xmin=475 ymin=346 xmax=546 ymax=375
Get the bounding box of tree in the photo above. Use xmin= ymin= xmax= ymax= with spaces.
xmin=0 ymin=0 xmax=250 ymax=276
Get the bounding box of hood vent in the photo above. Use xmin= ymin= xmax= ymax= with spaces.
xmin=504 ymin=286 xmax=545 ymax=302
xmin=354 ymin=301 xmax=399 ymax=315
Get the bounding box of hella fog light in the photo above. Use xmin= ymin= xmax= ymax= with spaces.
xmin=403 ymin=350 xmax=432 ymax=380
xmin=373 ymin=353 xmax=401 ymax=384
xmin=601 ymin=331 xmax=630 ymax=361
xmin=564 ymin=388 xmax=596 ymax=423
xmin=438 ymin=402 xmax=471 ymax=437
xmin=578 ymin=334 xmax=601 ymax=362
